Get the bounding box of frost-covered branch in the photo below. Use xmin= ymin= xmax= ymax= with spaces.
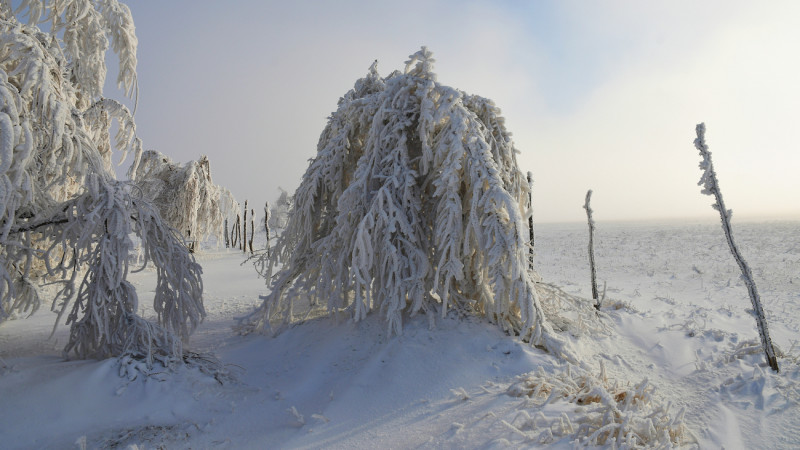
xmin=694 ymin=122 xmax=778 ymax=373
xmin=11 ymin=0 xmax=139 ymax=106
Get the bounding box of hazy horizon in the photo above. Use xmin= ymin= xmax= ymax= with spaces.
xmin=104 ymin=1 xmax=800 ymax=224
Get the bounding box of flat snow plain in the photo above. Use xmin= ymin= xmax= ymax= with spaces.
xmin=1 ymin=219 xmax=798 ymax=448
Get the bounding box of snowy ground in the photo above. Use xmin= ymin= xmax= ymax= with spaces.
xmin=1 ymin=220 xmax=799 ymax=448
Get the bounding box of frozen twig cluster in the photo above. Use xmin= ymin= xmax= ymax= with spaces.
xmin=536 ymin=282 xmax=610 ymax=337
xmin=505 ymin=363 xmax=692 ymax=447
xmin=242 ymin=48 xmax=574 ymax=361
xmin=694 ymin=123 xmax=779 ymax=373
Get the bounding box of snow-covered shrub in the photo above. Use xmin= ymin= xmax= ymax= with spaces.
xmin=505 ymin=364 xmax=693 ymax=447
xmin=243 ymin=48 xmax=573 ymax=360
xmin=132 ymin=150 xmax=230 ymax=250
xmin=0 ymin=1 xmax=204 ymax=367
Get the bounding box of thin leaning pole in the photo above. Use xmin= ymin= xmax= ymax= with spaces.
xmin=694 ymin=122 xmax=779 ymax=373
xmin=584 ymin=189 xmax=600 ymax=310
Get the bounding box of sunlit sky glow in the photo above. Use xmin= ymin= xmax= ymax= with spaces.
xmin=107 ymin=0 xmax=800 ymax=223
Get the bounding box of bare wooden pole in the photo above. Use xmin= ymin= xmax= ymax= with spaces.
xmin=527 ymin=172 xmax=535 ymax=271
xmin=265 ymin=201 xmax=271 ymax=256
xmin=231 ymin=219 xmax=235 ymax=248
xmin=694 ymin=123 xmax=778 ymax=372
xmin=583 ymin=189 xmax=600 ymax=310
xmin=249 ymin=208 xmax=254 ymax=254
xmin=224 ymin=218 xmax=230 ymax=248
xmin=243 ymin=200 xmax=248 ymax=254
xmin=235 ymin=214 xmax=241 ymax=250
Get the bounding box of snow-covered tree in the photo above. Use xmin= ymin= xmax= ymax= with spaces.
xmin=243 ymin=48 xmax=573 ymax=360
xmin=266 ymin=188 xmax=293 ymax=237
xmin=0 ymin=1 xmax=204 ymax=367
xmin=132 ymin=150 xmax=231 ymax=250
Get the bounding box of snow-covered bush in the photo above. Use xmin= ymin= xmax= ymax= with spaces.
xmin=0 ymin=1 xmax=204 ymax=367
xmin=505 ymin=363 xmax=693 ymax=447
xmin=132 ymin=150 xmax=231 ymax=250
xmin=243 ymin=48 xmax=573 ymax=360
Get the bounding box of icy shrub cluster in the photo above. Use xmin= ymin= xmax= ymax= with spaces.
xmin=504 ymin=364 xmax=693 ymax=447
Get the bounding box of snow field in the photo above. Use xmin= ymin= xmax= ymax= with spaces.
xmin=1 ymin=220 xmax=799 ymax=448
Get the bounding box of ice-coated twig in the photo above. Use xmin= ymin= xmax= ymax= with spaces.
xmin=694 ymin=122 xmax=779 ymax=373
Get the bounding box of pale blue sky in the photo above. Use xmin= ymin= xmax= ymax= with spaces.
xmin=106 ymin=0 xmax=800 ymax=223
